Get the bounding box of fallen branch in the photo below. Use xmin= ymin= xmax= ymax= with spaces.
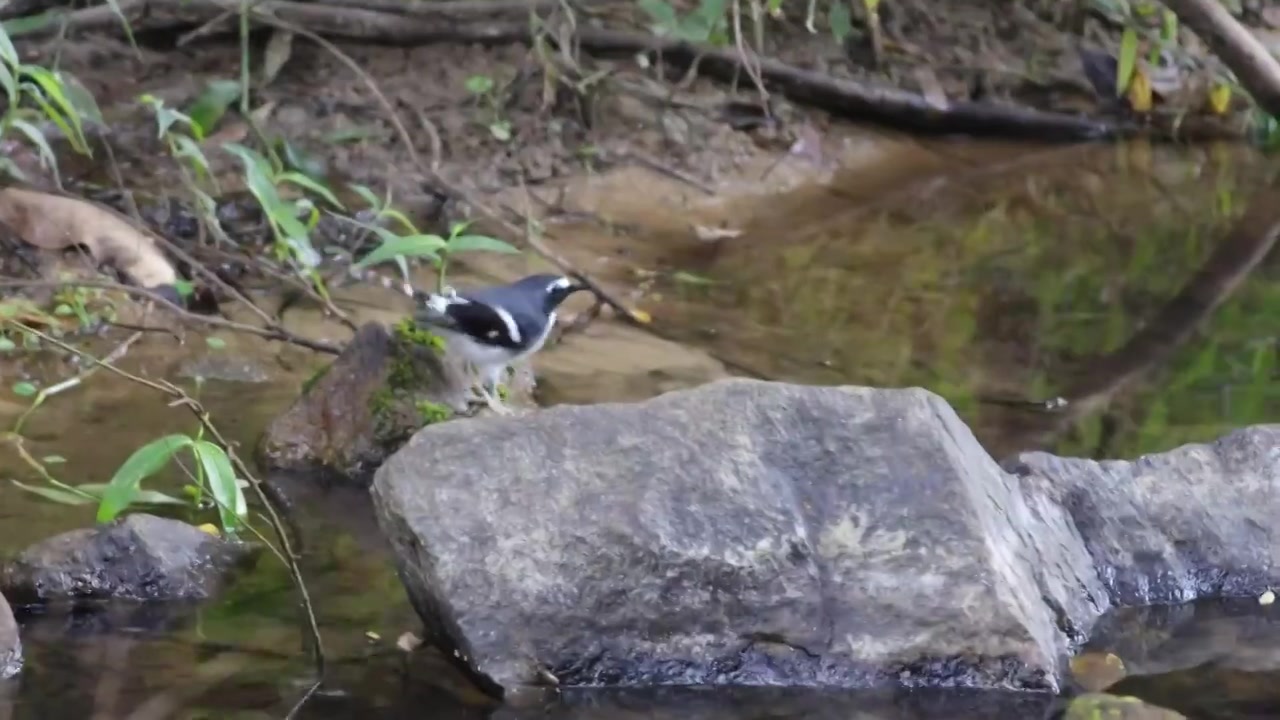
xmin=25 ymin=0 xmax=1127 ymax=142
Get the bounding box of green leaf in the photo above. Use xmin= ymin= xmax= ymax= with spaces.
xmin=10 ymin=479 xmax=94 ymax=506
xmin=0 ymin=60 xmax=16 ymax=106
xmin=1117 ymin=28 xmax=1139 ymax=97
xmin=488 ymin=121 xmax=512 ymax=142
xmin=348 ymin=183 xmax=382 ymax=210
xmin=53 ymin=303 xmax=73 ymax=316
xmin=277 ymin=171 xmax=345 ymax=210
xmin=9 ymin=117 xmax=62 ymax=186
xmin=191 ymin=440 xmax=246 ymax=533
xmin=19 ymin=68 xmax=89 ymax=152
xmin=185 ymin=79 xmax=241 ymax=140
xmin=464 ymin=74 xmax=495 ymax=95
xmin=353 ymin=233 xmax=447 ymax=268
xmin=171 ymin=134 xmax=212 ymax=175
xmin=638 ymin=0 xmax=680 ymax=32
xmin=96 ymin=434 xmax=193 ymax=523
xmin=2 ymin=12 xmax=58 ymax=38
xmin=0 ymin=23 xmax=18 ymax=65
xmin=12 ymin=381 xmax=37 ymax=397
xmin=205 ymin=336 xmax=227 ymax=350
xmin=76 ymin=483 xmax=188 ymax=506
xmin=444 ymin=234 xmax=521 ymax=256
xmin=829 ymin=1 xmax=852 ymax=43
xmin=0 ymin=337 xmax=15 ymax=352
xmin=42 ymin=454 xmax=67 ymax=464
xmin=59 ymin=72 xmax=104 ymax=126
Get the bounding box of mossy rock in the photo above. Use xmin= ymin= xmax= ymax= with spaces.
xmin=1063 ymin=693 xmax=1186 ymax=720
xmin=257 ymin=321 xmax=474 ymax=484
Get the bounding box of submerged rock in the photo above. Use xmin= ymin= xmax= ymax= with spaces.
xmin=373 ymin=378 xmax=1105 ymax=695
xmin=257 ymin=321 xmax=478 ymax=483
xmin=0 ymin=591 xmax=19 ymax=678
xmin=1061 ymin=693 xmax=1185 ymax=720
xmin=1007 ymin=425 xmax=1280 ymax=606
xmin=0 ymin=514 xmax=253 ymax=604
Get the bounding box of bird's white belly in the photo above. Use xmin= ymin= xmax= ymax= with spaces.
xmin=436 ymin=311 xmax=556 ymax=371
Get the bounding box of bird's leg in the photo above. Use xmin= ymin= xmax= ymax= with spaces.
xmin=478 ymin=365 xmax=511 ymax=415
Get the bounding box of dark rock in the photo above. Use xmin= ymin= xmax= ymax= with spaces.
xmin=0 ymin=591 xmax=19 ymax=679
xmin=0 ymin=514 xmax=253 ymax=604
xmin=372 ymin=378 xmax=1106 ymax=696
xmin=1007 ymin=425 xmax=1280 ymax=606
xmin=257 ymin=321 xmax=473 ymax=483
xmin=1060 ymin=693 xmax=1185 ymax=720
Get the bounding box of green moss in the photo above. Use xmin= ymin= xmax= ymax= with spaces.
xmin=301 ymin=364 xmax=330 ymax=394
xmin=496 ymin=384 xmax=510 ymax=400
xmin=415 ymin=400 xmax=453 ymax=425
xmin=369 ymin=388 xmax=394 ymax=417
xmin=393 ymin=317 xmax=446 ymax=354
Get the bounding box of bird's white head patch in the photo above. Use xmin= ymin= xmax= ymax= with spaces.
xmin=547 ymin=276 xmax=574 ymax=294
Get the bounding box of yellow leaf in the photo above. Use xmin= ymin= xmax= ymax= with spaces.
xmin=1127 ymin=68 xmax=1153 ymax=113
xmin=630 ymin=309 xmax=652 ymax=324
xmin=197 ymin=523 xmax=221 ymax=537
xmin=1208 ymin=83 xmax=1232 ymax=115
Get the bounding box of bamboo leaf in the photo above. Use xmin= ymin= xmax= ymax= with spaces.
xmin=10 ymin=479 xmax=94 ymax=506
xmin=1116 ymin=28 xmax=1139 ymax=97
xmin=444 ymin=234 xmax=521 ymax=256
xmin=354 ymin=234 xmax=447 ymax=268
xmin=96 ymin=434 xmax=193 ymax=523
xmin=191 ymin=440 xmax=246 ymax=533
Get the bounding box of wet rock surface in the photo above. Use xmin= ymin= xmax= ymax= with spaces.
xmin=0 ymin=514 xmax=252 ymax=604
xmin=1007 ymin=425 xmax=1280 ymax=606
xmin=373 ymin=378 xmax=1105 ymax=694
xmin=0 ymin=591 xmax=19 ymax=679
xmin=257 ymin=322 xmax=476 ymax=483
xmin=491 ymin=686 xmax=1057 ymax=720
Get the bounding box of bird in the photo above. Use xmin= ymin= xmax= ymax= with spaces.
xmin=413 ymin=273 xmax=589 ymax=414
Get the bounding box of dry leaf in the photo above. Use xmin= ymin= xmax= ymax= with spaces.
xmin=0 ymin=187 xmax=178 ymax=289
xmin=396 ymin=631 xmax=423 ymax=652
xmin=261 ymin=30 xmax=294 ymax=86
xmin=693 ymin=224 xmax=742 ymax=242
xmin=630 ymin=309 xmax=652 ymax=324
xmin=914 ymin=66 xmax=949 ymax=110
xmin=1207 ymin=83 xmax=1232 ymax=115
xmin=1126 ymin=67 xmax=1154 ymax=113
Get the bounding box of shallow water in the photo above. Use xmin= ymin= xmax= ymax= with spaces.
xmin=4 ymin=136 xmax=1280 ymax=718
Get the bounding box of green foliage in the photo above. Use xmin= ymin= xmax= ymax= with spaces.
xmin=350 ymin=188 xmax=520 ymax=292
xmin=464 ymin=74 xmax=512 ymax=141
xmin=415 ymin=400 xmax=453 ymax=425
xmin=0 ymin=22 xmax=97 ymax=183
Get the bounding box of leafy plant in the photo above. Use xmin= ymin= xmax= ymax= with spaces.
xmin=348 ymin=187 xmax=520 ymax=291
xmin=0 ymin=22 xmax=99 ymax=183
xmin=464 ymin=74 xmax=513 ymax=142
xmin=222 ymin=142 xmax=346 ymax=296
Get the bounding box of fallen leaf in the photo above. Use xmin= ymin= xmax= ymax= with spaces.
xmin=1208 ymin=82 xmax=1232 ymax=115
xmin=262 ymin=30 xmax=294 ymax=86
xmin=914 ymin=66 xmax=949 ymax=110
xmin=693 ymin=224 xmax=742 ymax=242
xmin=0 ymin=187 xmax=178 ymax=290
xmin=396 ymin=631 xmax=423 ymax=653
xmin=1069 ymin=652 xmax=1127 ymax=692
xmin=630 ymin=309 xmax=652 ymax=324
xmin=196 ymin=523 xmax=221 ymax=536
xmin=1127 ymin=67 xmax=1154 ymax=113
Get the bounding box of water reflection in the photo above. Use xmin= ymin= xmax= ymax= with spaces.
xmin=644 ymin=139 xmax=1280 ymax=461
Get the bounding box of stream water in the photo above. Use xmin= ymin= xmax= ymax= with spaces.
xmin=3 ymin=135 xmax=1280 ymax=719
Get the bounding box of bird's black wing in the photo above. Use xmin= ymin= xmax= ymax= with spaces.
xmin=421 ymin=300 xmax=524 ymax=349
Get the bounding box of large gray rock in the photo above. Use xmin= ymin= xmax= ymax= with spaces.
xmin=1 ymin=514 xmax=253 ymax=604
xmin=372 ymin=378 xmax=1106 ymax=696
xmin=1006 ymin=425 xmax=1280 ymax=606
xmin=0 ymin=591 xmax=19 ymax=678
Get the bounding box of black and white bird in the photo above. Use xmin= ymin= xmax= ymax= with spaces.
xmin=414 ymin=273 xmax=589 ymax=413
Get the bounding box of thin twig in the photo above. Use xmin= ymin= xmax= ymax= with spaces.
xmin=0 ymin=278 xmax=344 ymax=354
